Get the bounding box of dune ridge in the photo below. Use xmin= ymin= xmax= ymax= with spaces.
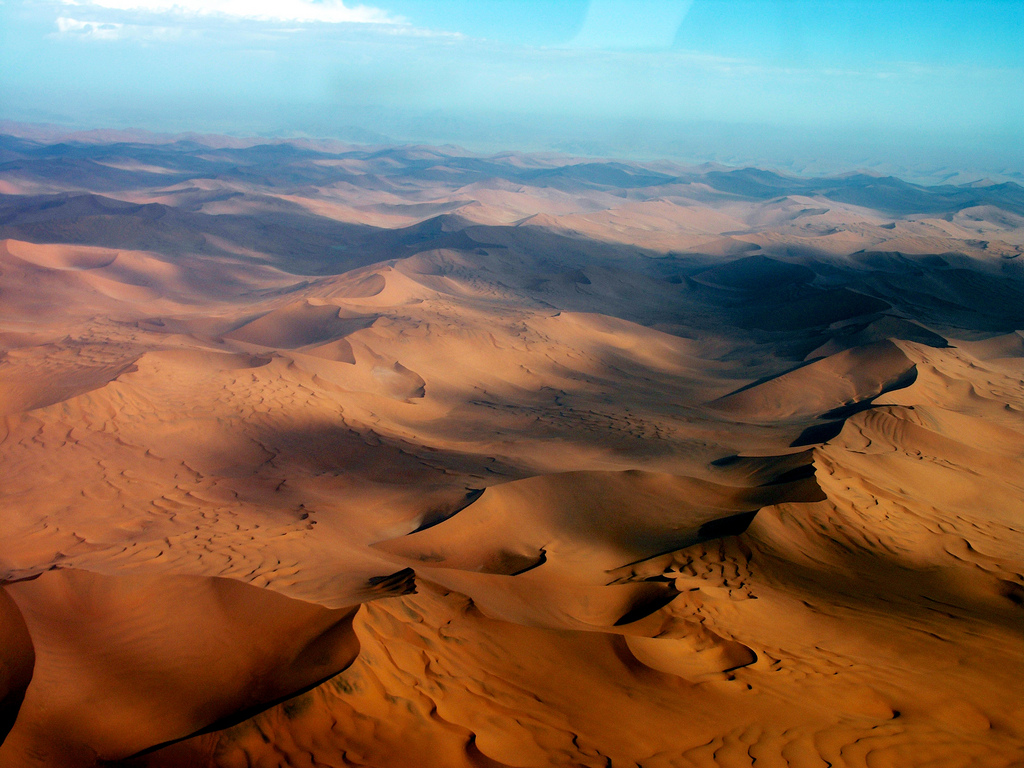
xmin=0 ymin=133 xmax=1022 ymax=767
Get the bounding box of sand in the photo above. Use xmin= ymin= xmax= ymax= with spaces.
xmin=0 ymin=129 xmax=1022 ymax=767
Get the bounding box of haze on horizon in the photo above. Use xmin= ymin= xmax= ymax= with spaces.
xmin=3 ymin=111 xmax=1024 ymax=768
xmin=1 ymin=0 xmax=1022 ymax=179
xmin=3 ymin=3 xmax=1024 ymax=766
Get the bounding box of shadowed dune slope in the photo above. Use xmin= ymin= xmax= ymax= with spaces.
xmin=0 ymin=133 xmax=1022 ymax=768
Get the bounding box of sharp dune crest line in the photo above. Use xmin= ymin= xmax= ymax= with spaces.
xmin=0 ymin=133 xmax=1022 ymax=767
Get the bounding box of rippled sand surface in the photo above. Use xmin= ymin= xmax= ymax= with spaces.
xmin=1 ymin=132 xmax=1022 ymax=767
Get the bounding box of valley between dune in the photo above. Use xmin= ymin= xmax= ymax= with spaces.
xmin=0 ymin=131 xmax=1022 ymax=767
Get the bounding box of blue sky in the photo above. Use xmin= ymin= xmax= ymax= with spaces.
xmin=1 ymin=0 xmax=1022 ymax=175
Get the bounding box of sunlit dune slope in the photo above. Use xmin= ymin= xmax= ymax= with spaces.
xmin=0 ymin=134 xmax=1022 ymax=767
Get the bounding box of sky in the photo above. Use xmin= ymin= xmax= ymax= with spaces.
xmin=1 ymin=0 xmax=1022 ymax=177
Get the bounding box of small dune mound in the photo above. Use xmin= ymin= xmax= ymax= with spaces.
xmin=0 ymin=351 xmax=138 ymax=417
xmin=225 ymin=301 xmax=377 ymax=349
xmin=0 ymin=239 xmax=238 ymax=310
xmin=329 ymin=272 xmax=386 ymax=299
xmin=952 ymin=205 xmax=1024 ymax=231
xmin=0 ymin=331 xmax=59 ymax=353
xmin=707 ymin=450 xmax=818 ymax=487
xmin=3 ymin=240 xmax=119 ymax=271
xmin=300 ymin=337 xmax=356 ymax=363
xmin=370 ymin=362 xmax=426 ymax=400
xmin=514 ymin=212 xmax=564 ymax=229
xmin=413 ymin=488 xmax=485 ymax=533
xmin=956 ymin=330 xmax=1024 ymax=361
xmin=135 ymin=348 xmax=272 ymax=373
xmin=332 ymin=264 xmax=438 ymax=307
xmin=625 ymin=629 xmax=756 ymax=680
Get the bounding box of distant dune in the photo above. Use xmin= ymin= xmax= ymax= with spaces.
xmin=0 ymin=131 xmax=1022 ymax=767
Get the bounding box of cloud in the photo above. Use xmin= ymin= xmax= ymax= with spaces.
xmin=55 ymin=15 xmax=184 ymax=40
xmin=56 ymin=16 xmax=124 ymax=39
xmin=60 ymin=0 xmax=402 ymax=25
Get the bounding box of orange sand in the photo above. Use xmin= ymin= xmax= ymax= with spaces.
xmin=0 ymin=132 xmax=1022 ymax=767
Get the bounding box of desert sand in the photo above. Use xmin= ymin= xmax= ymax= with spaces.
xmin=0 ymin=128 xmax=1022 ymax=767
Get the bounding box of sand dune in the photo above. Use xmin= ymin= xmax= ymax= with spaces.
xmin=0 ymin=589 xmax=32 ymax=746
xmin=224 ymin=300 xmax=378 ymax=349
xmin=3 ymin=568 xmax=365 ymax=763
xmin=376 ymin=469 xmax=822 ymax=580
xmin=711 ymin=341 xmax=916 ymax=422
xmin=0 ymin=131 xmax=1022 ymax=767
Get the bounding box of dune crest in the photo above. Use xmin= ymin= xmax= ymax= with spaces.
xmin=0 ymin=133 xmax=1022 ymax=767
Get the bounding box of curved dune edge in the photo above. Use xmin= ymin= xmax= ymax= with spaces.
xmin=0 ymin=463 xmax=824 ymax=763
xmin=1 ymin=139 xmax=1023 ymax=767
xmin=0 ymin=568 xmax=364 ymax=764
xmin=709 ymin=340 xmax=916 ymax=422
xmin=149 ymin=335 xmax=1024 ymax=768
xmin=0 ymin=589 xmax=34 ymax=745
xmin=371 ymin=468 xmax=824 ymax=630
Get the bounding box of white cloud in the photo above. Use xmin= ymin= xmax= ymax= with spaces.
xmin=55 ymin=15 xmax=183 ymax=40
xmin=56 ymin=16 xmax=124 ymax=39
xmin=60 ymin=0 xmax=402 ymax=25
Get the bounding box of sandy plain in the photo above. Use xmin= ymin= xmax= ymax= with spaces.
xmin=0 ymin=128 xmax=1022 ymax=767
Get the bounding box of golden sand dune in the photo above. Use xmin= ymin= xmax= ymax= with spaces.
xmin=375 ymin=469 xmax=823 ymax=581
xmin=0 ymin=134 xmax=1022 ymax=767
xmin=4 ymin=569 xmax=365 ymax=764
xmin=224 ymin=300 xmax=379 ymax=351
xmin=710 ymin=341 xmax=916 ymax=422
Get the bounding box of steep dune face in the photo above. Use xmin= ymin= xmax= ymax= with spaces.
xmin=3 ymin=570 xmax=364 ymax=764
xmin=194 ymin=352 xmax=1024 ymax=767
xmin=0 ymin=590 xmax=33 ymax=746
xmin=710 ymin=340 xmax=916 ymax=422
xmin=224 ymin=300 xmax=378 ymax=350
xmin=376 ymin=469 xmax=823 ymax=581
xmin=373 ymin=469 xmax=823 ymax=630
xmin=0 ymin=133 xmax=1022 ymax=767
